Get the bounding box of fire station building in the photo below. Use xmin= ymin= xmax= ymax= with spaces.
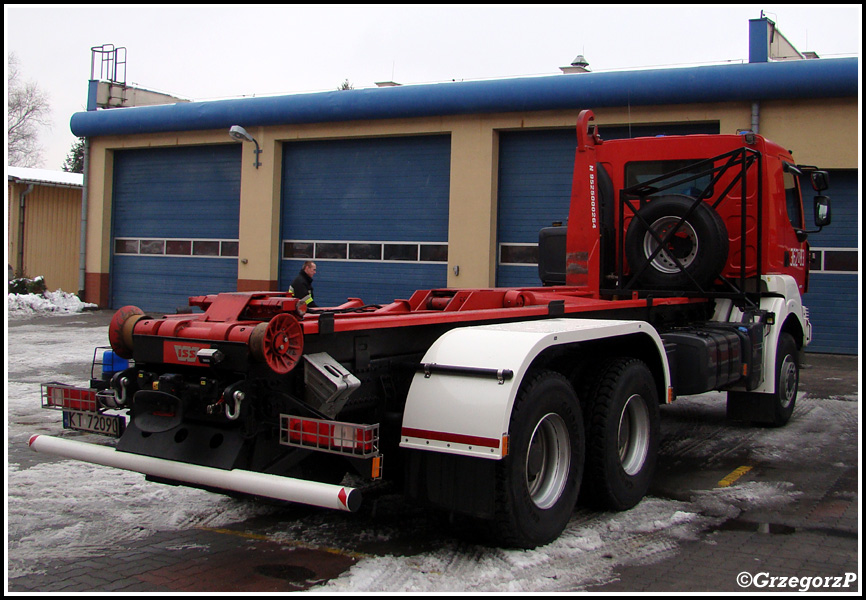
xmin=70 ymin=33 xmax=858 ymax=353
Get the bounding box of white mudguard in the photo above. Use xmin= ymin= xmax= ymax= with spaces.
xmin=400 ymin=318 xmax=669 ymax=460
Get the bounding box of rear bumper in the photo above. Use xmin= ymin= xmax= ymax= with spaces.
xmin=28 ymin=434 xmax=361 ymax=512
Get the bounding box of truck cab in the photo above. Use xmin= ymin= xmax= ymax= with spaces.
xmin=552 ymin=111 xmax=831 ymax=298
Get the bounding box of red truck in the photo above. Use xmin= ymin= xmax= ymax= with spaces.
xmin=32 ymin=110 xmax=831 ymax=548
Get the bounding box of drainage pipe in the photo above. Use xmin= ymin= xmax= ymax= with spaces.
xmin=16 ymin=184 xmax=34 ymax=277
xmin=751 ymin=101 xmax=760 ymax=134
xmin=78 ymin=138 xmax=90 ymax=297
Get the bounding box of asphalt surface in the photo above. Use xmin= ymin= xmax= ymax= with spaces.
xmin=6 ymin=311 xmax=860 ymax=593
xmin=592 ymin=351 xmax=860 ymax=592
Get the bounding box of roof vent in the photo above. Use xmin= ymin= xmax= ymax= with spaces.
xmin=560 ymin=54 xmax=591 ymax=74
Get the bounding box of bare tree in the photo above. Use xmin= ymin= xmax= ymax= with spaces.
xmin=8 ymin=53 xmax=52 ymax=167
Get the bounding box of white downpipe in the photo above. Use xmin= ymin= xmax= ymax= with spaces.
xmin=28 ymin=434 xmax=360 ymax=512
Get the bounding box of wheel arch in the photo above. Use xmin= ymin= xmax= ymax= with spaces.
xmin=534 ymin=331 xmax=671 ymax=407
xmin=781 ymin=313 xmax=805 ymax=351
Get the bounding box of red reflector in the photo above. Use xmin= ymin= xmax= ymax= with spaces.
xmin=43 ymin=385 xmax=98 ymax=412
xmin=288 ymin=418 xmax=333 ymax=447
xmin=286 ymin=418 xmax=374 ymax=453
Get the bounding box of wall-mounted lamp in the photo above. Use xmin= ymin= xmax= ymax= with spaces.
xmin=229 ymin=125 xmax=262 ymax=169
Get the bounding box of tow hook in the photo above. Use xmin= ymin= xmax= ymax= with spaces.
xmin=226 ymin=390 xmax=245 ymax=420
xmin=219 ymin=382 xmax=250 ymax=421
xmin=106 ymin=368 xmax=138 ymax=408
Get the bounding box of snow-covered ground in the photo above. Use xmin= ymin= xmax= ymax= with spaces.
xmin=7 ymin=291 xmax=273 ymax=580
xmin=5 ymin=290 xmax=859 ymax=591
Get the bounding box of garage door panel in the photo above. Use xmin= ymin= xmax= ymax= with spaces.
xmin=280 ymin=136 xmax=450 ymax=305
xmin=801 ymin=170 xmax=858 ymax=355
xmin=112 ymin=256 xmax=238 ymax=314
xmin=804 ymin=273 xmax=858 ymax=354
xmin=806 ymin=170 xmax=857 ymax=248
xmin=113 ymin=145 xmax=241 ymax=239
xmin=282 ymin=137 xmax=449 ymax=243
xmin=111 ymin=145 xmax=241 ymax=311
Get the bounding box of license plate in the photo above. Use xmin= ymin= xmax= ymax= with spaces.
xmin=62 ymin=410 xmax=126 ymax=438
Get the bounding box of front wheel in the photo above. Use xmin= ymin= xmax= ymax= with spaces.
xmin=491 ymin=370 xmax=584 ymax=548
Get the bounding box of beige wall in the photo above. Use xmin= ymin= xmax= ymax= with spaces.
xmin=83 ymin=97 xmax=858 ymax=305
xmin=756 ymin=97 xmax=858 ymax=167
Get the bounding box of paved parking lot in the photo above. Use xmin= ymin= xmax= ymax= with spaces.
xmin=595 ymin=352 xmax=859 ymax=592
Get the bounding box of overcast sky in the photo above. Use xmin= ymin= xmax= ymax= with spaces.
xmin=5 ymin=4 xmax=862 ymax=171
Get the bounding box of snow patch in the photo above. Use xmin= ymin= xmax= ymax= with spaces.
xmin=8 ymin=290 xmax=97 ymax=317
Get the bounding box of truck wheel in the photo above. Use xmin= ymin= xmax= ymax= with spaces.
xmin=727 ymin=332 xmax=799 ymax=427
xmin=625 ymin=195 xmax=728 ymax=290
xmin=491 ymin=370 xmax=584 ymax=548
xmin=582 ymin=358 xmax=659 ymax=511
xmin=771 ymin=333 xmax=800 ymax=426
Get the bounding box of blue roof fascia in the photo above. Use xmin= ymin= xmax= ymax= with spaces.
xmin=70 ymin=57 xmax=858 ymax=138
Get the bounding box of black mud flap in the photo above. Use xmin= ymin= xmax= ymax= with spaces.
xmin=117 ymin=418 xmax=248 ymax=470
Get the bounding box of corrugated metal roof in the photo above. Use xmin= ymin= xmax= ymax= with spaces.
xmin=69 ymin=58 xmax=858 ymax=138
xmin=7 ymin=167 xmax=84 ymax=188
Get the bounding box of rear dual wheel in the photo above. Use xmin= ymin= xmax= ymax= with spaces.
xmin=580 ymin=358 xmax=660 ymax=511
xmin=491 ymin=370 xmax=584 ymax=548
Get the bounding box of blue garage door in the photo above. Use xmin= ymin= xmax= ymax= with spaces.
xmin=496 ymin=122 xmax=720 ymax=287
xmin=801 ymin=169 xmax=858 ymax=354
xmin=280 ymin=136 xmax=450 ymax=306
xmin=111 ymin=145 xmax=241 ymax=314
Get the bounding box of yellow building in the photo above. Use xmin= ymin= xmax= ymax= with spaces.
xmin=7 ymin=167 xmax=84 ymax=294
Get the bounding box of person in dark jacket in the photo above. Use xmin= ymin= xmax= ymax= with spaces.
xmin=289 ymin=261 xmax=317 ymax=307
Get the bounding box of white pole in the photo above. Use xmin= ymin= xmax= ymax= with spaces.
xmin=29 ymin=434 xmax=360 ymax=512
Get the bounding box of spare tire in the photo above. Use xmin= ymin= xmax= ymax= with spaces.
xmin=625 ymin=195 xmax=728 ymax=290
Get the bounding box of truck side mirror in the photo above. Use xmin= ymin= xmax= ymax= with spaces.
xmin=814 ymin=196 xmax=831 ymax=227
xmin=810 ymin=170 xmax=830 ymax=192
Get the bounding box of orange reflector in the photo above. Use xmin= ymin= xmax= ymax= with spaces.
xmin=501 ymin=435 xmax=510 ymax=457
xmin=371 ymin=456 xmax=382 ymax=479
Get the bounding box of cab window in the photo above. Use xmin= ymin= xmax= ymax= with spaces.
xmin=782 ymin=163 xmax=804 ymax=229
xmin=624 ymin=160 xmax=713 ymax=198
